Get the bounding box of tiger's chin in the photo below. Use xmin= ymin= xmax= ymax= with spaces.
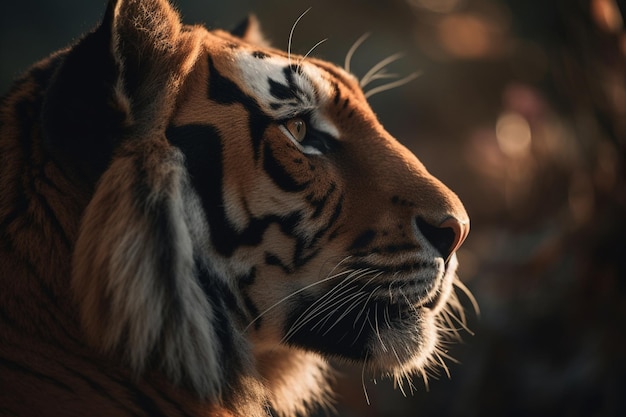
xmin=283 ymin=254 xmax=462 ymax=383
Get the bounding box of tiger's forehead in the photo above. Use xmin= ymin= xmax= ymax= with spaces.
xmin=231 ymin=49 xmax=336 ymax=120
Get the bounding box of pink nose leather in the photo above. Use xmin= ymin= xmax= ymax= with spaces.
xmin=439 ymin=217 xmax=470 ymax=259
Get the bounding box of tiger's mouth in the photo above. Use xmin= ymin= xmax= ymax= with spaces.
xmin=282 ymin=253 xmax=458 ymax=366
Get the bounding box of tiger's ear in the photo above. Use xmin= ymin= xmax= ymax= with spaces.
xmin=108 ymin=0 xmax=197 ymax=121
xmin=42 ymin=0 xmax=198 ymax=184
xmin=64 ymin=0 xmax=241 ymax=401
xmin=231 ymin=14 xmax=271 ymax=47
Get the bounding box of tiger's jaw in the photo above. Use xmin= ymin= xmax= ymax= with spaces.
xmin=275 ymin=252 xmax=459 ymax=376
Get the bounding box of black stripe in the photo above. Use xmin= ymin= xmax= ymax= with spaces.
xmin=166 ymin=124 xmax=239 ymax=256
xmin=207 ymin=56 xmax=271 ymax=159
xmin=237 ymin=268 xmax=261 ymax=329
xmin=59 ymin=365 xmax=136 ymax=415
xmin=287 ymin=194 xmax=344 ymax=270
xmin=0 ymin=357 xmax=74 ymax=393
xmin=349 ymin=229 xmax=377 ymax=251
xmin=291 ymin=193 xmax=343 ymax=269
xmin=309 ymin=182 xmax=336 ymax=219
xmin=351 ymin=242 xmax=419 ymax=258
xmin=332 ymin=82 xmax=341 ymax=105
xmin=167 ymin=124 xmax=301 ymax=257
xmin=166 ymin=123 xmax=336 ymax=273
xmin=107 ymin=374 xmax=181 ymax=417
xmin=262 ymin=141 xmax=311 ymax=192
xmin=8 ymin=91 xmax=73 ymax=248
xmin=312 ymin=193 xmax=344 ymax=243
xmin=283 ymin=66 xmax=308 ymax=102
xmin=252 ymin=51 xmax=270 ymax=59
xmin=268 ymin=78 xmax=296 ymax=101
xmin=123 ymin=382 xmax=170 ymax=417
xmin=196 ymin=265 xmax=247 ymax=393
xmin=346 ymin=259 xmax=438 ymax=274
xmin=265 ymin=252 xmax=293 ymax=274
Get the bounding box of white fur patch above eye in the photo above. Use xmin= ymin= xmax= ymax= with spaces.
xmin=233 ymin=51 xmax=340 ymax=145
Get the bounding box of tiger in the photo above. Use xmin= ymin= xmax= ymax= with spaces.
xmin=0 ymin=0 xmax=472 ymax=416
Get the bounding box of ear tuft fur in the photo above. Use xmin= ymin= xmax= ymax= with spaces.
xmin=231 ymin=14 xmax=271 ymax=47
xmin=108 ymin=0 xmax=200 ymax=130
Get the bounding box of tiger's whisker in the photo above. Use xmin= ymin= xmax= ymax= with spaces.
xmin=373 ymin=303 xmax=387 ymax=352
xmin=361 ymin=352 xmax=371 ymax=405
xmin=442 ymin=306 xmax=474 ymax=336
xmin=282 ymin=269 xmax=379 ymax=340
xmin=281 ymin=270 xmax=367 ymax=341
xmin=364 ymin=71 xmax=399 ymax=83
xmin=320 ymin=292 xmax=370 ymax=336
xmin=364 ymin=71 xmax=421 ymax=99
xmin=360 ymin=52 xmax=405 ymax=88
xmin=454 ymin=277 xmax=480 ymax=316
xmin=434 ymin=350 xmax=451 ymax=379
xmin=283 ymin=269 xmax=365 ymax=329
xmin=298 ymin=38 xmax=328 ymax=67
xmin=288 ymin=7 xmax=312 ymax=68
xmin=244 ymin=266 xmax=352 ymax=332
xmin=310 ymin=291 xmax=366 ymax=333
xmin=344 ymin=32 xmax=370 ymax=74
xmin=352 ymin=306 xmax=371 ymax=346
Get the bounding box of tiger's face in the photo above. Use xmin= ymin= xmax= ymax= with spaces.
xmin=42 ymin=1 xmax=473 ymax=415
xmin=166 ymin=30 xmax=469 ymax=375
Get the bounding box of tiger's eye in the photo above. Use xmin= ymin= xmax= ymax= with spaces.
xmin=286 ymin=118 xmax=307 ymax=142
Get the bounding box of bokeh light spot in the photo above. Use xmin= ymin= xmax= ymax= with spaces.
xmin=591 ymin=0 xmax=623 ymax=33
xmin=438 ymin=14 xmax=491 ymax=58
xmin=495 ymin=112 xmax=532 ymax=158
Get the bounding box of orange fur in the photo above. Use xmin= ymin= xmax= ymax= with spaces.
xmin=0 ymin=1 xmax=471 ymax=416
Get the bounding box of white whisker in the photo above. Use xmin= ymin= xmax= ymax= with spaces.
xmin=364 ymin=71 xmax=421 ymax=99
xmin=244 ymin=257 xmax=352 ymax=332
xmin=454 ymin=277 xmax=480 ymax=316
xmin=420 ymin=368 xmax=430 ymax=391
xmin=353 ymin=280 xmax=383 ymax=327
xmin=281 ymin=268 xmax=372 ymax=342
xmin=320 ymin=292 xmax=370 ymax=336
xmin=361 ymin=352 xmax=371 ymax=405
xmin=344 ymin=32 xmax=371 ymax=74
xmin=439 ymin=308 xmax=462 ymax=340
xmin=311 ymin=290 xmax=366 ymax=332
xmin=383 ymin=304 xmax=392 ymax=330
xmin=284 ymin=268 xmax=382 ymax=341
xmin=352 ymin=306 xmax=370 ymax=346
xmin=298 ymin=38 xmax=328 ymax=67
xmin=435 ymin=350 xmax=451 ymax=379
xmin=282 ymin=269 xmax=366 ymax=338
xmin=373 ymin=302 xmax=387 ymax=352
xmin=360 ymin=52 xmax=405 ymax=88
xmin=442 ymin=306 xmax=475 ymax=336
xmin=436 ymin=349 xmax=460 ymax=364
xmin=288 ymin=7 xmax=312 ymax=68
xmin=363 ymin=71 xmax=399 ymax=83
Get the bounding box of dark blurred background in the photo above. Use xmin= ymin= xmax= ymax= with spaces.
xmin=2 ymin=0 xmax=625 ymax=416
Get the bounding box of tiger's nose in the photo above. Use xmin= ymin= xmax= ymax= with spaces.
xmin=415 ymin=216 xmax=469 ymax=262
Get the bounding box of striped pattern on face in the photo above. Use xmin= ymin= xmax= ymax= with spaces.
xmin=233 ymin=51 xmax=340 ymax=150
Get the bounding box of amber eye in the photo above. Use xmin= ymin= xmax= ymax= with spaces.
xmin=285 ymin=118 xmax=307 ymax=142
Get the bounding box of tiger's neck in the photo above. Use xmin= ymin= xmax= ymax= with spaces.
xmin=0 ymin=55 xmax=88 ymax=341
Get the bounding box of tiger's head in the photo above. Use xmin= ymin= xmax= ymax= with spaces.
xmin=30 ymin=0 xmax=470 ymax=416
